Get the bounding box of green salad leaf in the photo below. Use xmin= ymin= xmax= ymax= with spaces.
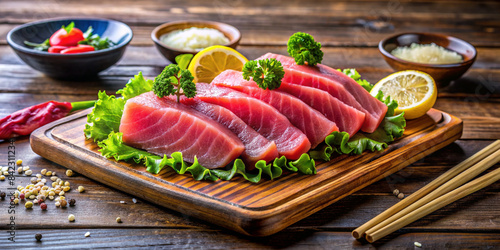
xmin=338 ymin=69 xmax=373 ymax=92
xmin=97 ymin=131 xmax=313 ymax=183
xmin=116 ymin=72 xmax=154 ymax=101
xmin=309 ymin=75 xmax=406 ymax=161
xmin=84 ymin=91 xmax=125 ymax=142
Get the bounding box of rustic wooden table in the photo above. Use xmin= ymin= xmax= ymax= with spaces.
xmin=0 ymin=0 xmax=499 ymax=248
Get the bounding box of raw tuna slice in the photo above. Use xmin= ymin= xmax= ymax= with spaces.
xmin=195 ymin=82 xmax=311 ymax=159
xmin=212 ymin=70 xmax=338 ymax=148
xmin=180 ymin=97 xmax=279 ymax=167
xmin=258 ymin=53 xmax=388 ymax=133
xmin=119 ymin=91 xmax=245 ymax=169
xmin=278 ymin=81 xmax=365 ymax=137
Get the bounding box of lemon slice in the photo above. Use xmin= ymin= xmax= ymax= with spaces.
xmin=188 ymin=45 xmax=248 ymax=83
xmin=370 ymin=70 xmax=437 ymax=120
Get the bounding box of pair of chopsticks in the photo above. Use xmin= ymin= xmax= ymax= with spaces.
xmin=352 ymin=140 xmax=500 ymax=243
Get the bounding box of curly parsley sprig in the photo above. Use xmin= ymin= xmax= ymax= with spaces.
xmin=242 ymin=58 xmax=285 ymax=90
xmin=287 ymin=32 xmax=324 ymax=66
xmin=153 ymin=64 xmax=195 ymax=102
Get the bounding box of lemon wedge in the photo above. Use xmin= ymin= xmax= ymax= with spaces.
xmin=370 ymin=70 xmax=437 ymax=120
xmin=188 ymin=45 xmax=248 ymax=83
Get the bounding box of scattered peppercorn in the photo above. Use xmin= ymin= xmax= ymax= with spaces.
xmin=397 ymin=193 xmax=405 ymax=199
xmin=60 ymin=199 xmax=67 ymax=208
xmin=68 ymin=214 xmax=75 ymax=222
xmin=69 ymin=199 xmax=76 ymax=206
xmin=40 ymin=203 xmax=47 ymax=210
xmin=132 ymin=198 xmax=137 ymax=204
xmin=85 ymin=232 xmax=90 ymax=237
xmin=25 ymin=170 xmax=33 ymax=176
xmin=393 ymin=189 xmax=400 ymax=196
xmin=0 ymin=175 xmax=5 ymax=181
xmin=116 ymin=217 xmax=122 ymax=223
xmin=25 ymin=201 xmax=33 ymax=209
xmin=17 ymin=167 xmax=23 ymax=174
xmin=41 ymin=169 xmax=47 ymax=175
xmin=16 ymin=159 xmax=23 ymax=165
xmin=20 ymin=193 xmax=25 ymax=200
xmin=414 ymin=242 xmax=422 ymax=248
xmin=0 ymin=192 xmax=5 ymax=200
xmin=14 ymin=198 xmax=19 ymax=204
xmin=66 ymin=169 xmax=74 ymax=177
xmin=78 ymin=186 xmax=85 ymax=193
xmin=35 ymin=233 xmax=42 ymax=241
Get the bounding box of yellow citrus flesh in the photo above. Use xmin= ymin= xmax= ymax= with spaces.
xmin=188 ymin=45 xmax=248 ymax=83
xmin=370 ymin=70 xmax=437 ymax=120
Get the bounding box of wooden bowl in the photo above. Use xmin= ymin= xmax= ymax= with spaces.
xmin=379 ymin=33 xmax=476 ymax=86
xmin=151 ymin=20 xmax=241 ymax=62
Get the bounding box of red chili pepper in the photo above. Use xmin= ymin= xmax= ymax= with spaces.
xmin=0 ymin=100 xmax=95 ymax=140
xmin=49 ymin=23 xmax=85 ymax=47
xmin=60 ymin=45 xmax=95 ymax=54
xmin=48 ymin=46 xmax=70 ymax=53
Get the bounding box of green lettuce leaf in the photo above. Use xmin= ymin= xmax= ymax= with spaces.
xmin=84 ymin=91 xmax=125 ymax=142
xmin=97 ymin=132 xmax=305 ymax=183
xmin=116 ymin=72 xmax=153 ymax=101
xmin=309 ymin=70 xmax=406 ymax=161
xmin=338 ymin=68 xmax=373 ymax=92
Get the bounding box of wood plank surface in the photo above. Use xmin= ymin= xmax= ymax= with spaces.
xmin=0 ymin=0 xmax=499 ymax=248
xmin=28 ymin=109 xmax=463 ymax=236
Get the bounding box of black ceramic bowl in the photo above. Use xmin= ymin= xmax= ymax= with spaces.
xmin=7 ymin=17 xmax=133 ymax=79
xmin=379 ymin=33 xmax=476 ymax=86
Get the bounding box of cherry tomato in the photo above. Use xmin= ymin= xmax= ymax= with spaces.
xmin=60 ymin=45 xmax=95 ymax=54
xmin=48 ymin=46 xmax=70 ymax=53
xmin=49 ymin=27 xmax=85 ymax=47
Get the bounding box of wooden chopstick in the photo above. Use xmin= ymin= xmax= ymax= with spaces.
xmin=352 ymin=140 xmax=500 ymax=240
xmin=366 ymin=149 xmax=500 ymax=242
xmin=364 ymin=146 xmax=500 ymax=237
xmin=366 ymin=164 xmax=500 ymax=243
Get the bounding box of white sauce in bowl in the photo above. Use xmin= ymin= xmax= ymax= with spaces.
xmin=160 ymin=27 xmax=230 ymax=51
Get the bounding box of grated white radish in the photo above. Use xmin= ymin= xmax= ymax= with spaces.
xmin=391 ymin=43 xmax=463 ymax=64
xmin=160 ymin=27 xmax=230 ymax=51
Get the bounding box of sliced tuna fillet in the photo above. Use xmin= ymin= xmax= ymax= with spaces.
xmin=258 ymin=53 xmax=388 ymax=133
xmin=119 ymin=91 xmax=245 ymax=169
xmin=212 ymin=70 xmax=338 ymax=148
xmin=195 ymin=82 xmax=311 ymax=159
xmin=180 ymin=97 xmax=279 ymax=167
xmin=278 ymin=81 xmax=365 ymax=137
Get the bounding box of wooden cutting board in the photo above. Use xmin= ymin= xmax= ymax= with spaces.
xmin=30 ymin=108 xmax=462 ymax=236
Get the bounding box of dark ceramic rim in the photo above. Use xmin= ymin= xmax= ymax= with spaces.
xmin=151 ymin=20 xmax=241 ymax=54
xmin=378 ymin=32 xmax=477 ymax=68
xmin=6 ymin=17 xmax=133 ymax=57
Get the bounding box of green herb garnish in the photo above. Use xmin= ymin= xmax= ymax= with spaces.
xmin=242 ymin=58 xmax=285 ymax=90
xmin=63 ymin=22 xmax=75 ymax=33
xmin=24 ymin=39 xmax=50 ymax=51
xmin=287 ymin=32 xmax=324 ymax=66
xmin=152 ymin=64 xmax=196 ymax=102
xmin=78 ymin=26 xmax=116 ymax=50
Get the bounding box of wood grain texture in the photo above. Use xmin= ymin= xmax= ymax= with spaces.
xmin=0 ymin=229 xmax=499 ymax=249
xmin=28 ymin=109 xmax=462 ymax=236
xmin=0 ymin=0 xmax=498 ymax=247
